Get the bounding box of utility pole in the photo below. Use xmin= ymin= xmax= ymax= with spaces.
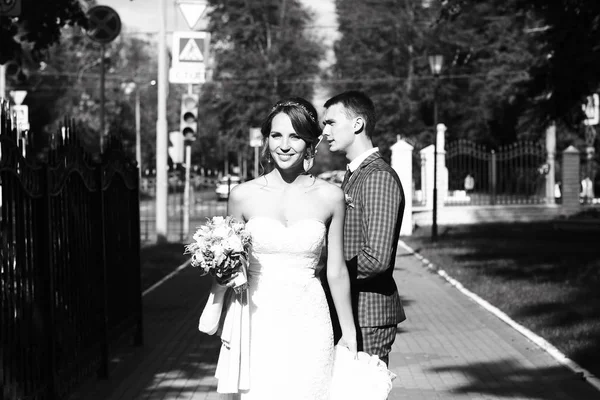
xmin=135 ymin=88 xmax=142 ymax=184
xmin=155 ymin=0 xmax=169 ymax=242
xmin=100 ymin=45 xmax=105 ymax=151
xmin=0 ymin=64 xmax=6 ymax=99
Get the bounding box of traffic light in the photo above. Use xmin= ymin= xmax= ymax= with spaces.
xmin=180 ymin=93 xmax=199 ymax=141
xmin=168 ymin=131 xmax=184 ymax=164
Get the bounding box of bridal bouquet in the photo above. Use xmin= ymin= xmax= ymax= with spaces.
xmin=185 ymin=216 xmax=252 ymax=290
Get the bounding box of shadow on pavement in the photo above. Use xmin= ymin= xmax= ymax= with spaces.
xmin=426 ymin=358 xmax=599 ymax=400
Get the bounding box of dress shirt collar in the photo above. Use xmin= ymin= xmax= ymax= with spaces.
xmin=347 ymin=147 xmax=379 ymax=173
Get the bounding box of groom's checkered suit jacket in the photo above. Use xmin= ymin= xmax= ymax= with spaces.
xmin=342 ymin=152 xmax=406 ymax=328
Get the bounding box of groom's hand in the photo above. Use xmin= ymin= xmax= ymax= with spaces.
xmin=338 ymin=336 xmax=358 ymax=359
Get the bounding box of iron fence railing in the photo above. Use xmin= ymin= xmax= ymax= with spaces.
xmin=444 ymin=139 xmax=548 ymax=206
xmin=0 ymin=99 xmax=142 ymax=400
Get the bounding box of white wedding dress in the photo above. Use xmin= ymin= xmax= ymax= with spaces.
xmin=239 ymin=216 xmax=334 ymax=400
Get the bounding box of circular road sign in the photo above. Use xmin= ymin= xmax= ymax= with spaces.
xmin=87 ymin=5 xmax=121 ymax=44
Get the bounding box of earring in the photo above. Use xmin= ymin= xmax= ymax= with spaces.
xmin=303 ymin=157 xmax=314 ymax=172
xmin=267 ymin=153 xmax=272 ymax=164
xmin=303 ymin=148 xmax=315 ymax=172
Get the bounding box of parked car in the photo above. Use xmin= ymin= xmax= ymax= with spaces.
xmin=215 ymin=175 xmax=241 ymax=200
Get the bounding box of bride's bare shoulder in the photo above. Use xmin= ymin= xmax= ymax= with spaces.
xmin=229 ymin=176 xmax=269 ymax=200
xmin=314 ymin=178 xmax=344 ymax=203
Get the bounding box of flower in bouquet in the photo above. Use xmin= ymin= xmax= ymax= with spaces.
xmin=185 ymin=216 xmax=252 ymax=287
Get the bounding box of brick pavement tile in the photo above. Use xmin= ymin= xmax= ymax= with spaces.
xmin=67 ymin=267 xmax=221 ymax=400
xmin=389 ymin=246 xmax=600 ymax=399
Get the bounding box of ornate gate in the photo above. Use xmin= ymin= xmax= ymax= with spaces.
xmin=445 ymin=139 xmax=548 ymax=206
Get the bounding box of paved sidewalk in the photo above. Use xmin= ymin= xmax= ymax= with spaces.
xmin=69 ymin=246 xmax=600 ymax=400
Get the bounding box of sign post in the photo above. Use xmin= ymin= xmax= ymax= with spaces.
xmin=85 ymin=4 xmax=121 ymax=378
xmin=86 ymin=5 xmax=121 ymax=153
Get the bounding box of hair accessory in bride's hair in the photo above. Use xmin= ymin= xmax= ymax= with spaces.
xmin=273 ymin=101 xmax=317 ymax=123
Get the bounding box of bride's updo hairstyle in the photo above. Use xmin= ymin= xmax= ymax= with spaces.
xmin=260 ymin=97 xmax=321 ymax=160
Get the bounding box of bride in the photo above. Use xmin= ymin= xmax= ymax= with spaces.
xmin=222 ymin=97 xmax=357 ymax=399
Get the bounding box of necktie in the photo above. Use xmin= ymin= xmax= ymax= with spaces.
xmin=341 ymin=167 xmax=352 ymax=188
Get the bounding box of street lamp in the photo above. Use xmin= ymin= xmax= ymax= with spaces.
xmin=429 ymin=54 xmax=443 ymax=241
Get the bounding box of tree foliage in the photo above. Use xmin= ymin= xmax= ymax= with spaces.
xmin=0 ymin=0 xmax=87 ymax=65
xmin=329 ymin=0 xmax=600 ymax=155
xmin=196 ymin=0 xmax=324 ymax=176
xmin=329 ymin=0 xmax=434 ymax=156
xmin=329 ymin=0 xmax=546 ymax=153
xmin=10 ymin=25 xmax=161 ymax=163
xmin=441 ymin=0 xmax=600 ymax=129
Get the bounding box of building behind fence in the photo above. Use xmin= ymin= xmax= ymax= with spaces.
xmin=0 ymin=100 xmax=142 ymax=400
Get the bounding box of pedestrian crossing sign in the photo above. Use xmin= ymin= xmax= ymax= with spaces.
xmin=172 ymin=31 xmax=209 ymax=67
xmin=179 ymin=39 xmax=203 ymax=62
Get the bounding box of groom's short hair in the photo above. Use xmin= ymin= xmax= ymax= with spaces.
xmin=324 ymin=90 xmax=377 ymax=138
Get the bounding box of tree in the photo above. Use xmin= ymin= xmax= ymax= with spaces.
xmin=0 ymin=0 xmax=87 ymax=65
xmin=441 ymin=0 xmax=600 ymax=129
xmin=329 ymin=0 xmax=432 ymax=156
xmin=16 ymin=26 xmax=159 ymax=160
xmin=329 ymin=0 xmax=542 ymax=153
xmin=433 ymin=0 xmax=541 ymax=145
xmin=198 ymin=0 xmax=324 ymax=175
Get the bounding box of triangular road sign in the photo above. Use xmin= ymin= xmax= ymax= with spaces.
xmin=179 ymin=38 xmax=204 ymax=62
xmin=177 ymin=1 xmax=207 ymax=30
xmin=9 ymin=90 xmax=27 ymax=105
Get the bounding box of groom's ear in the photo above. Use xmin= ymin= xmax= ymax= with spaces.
xmin=353 ymin=117 xmax=365 ymax=135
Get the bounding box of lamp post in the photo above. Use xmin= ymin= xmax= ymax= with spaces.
xmin=429 ymin=54 xmax=443 ymax=241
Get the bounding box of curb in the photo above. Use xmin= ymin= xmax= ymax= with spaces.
xmin=142 ymin=258 xmax=192 ymax=297
xmin=398 ymin=240 xmax=600 ymax=393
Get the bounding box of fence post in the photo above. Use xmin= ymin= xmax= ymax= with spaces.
xmin=41 ymin=161 xmax=58 ymax=399
xmin=96 ymin=161 xmax=110 ymax=379
xmin=561 ymin=146 xmax=581 ymax=216
xmin=489 ymin=150 xmax=497 ymax=205
xmin=545 ymin=123 xmax=556 ymax=204
xmin=419 ymin=145 xmax=433 ymax=210
xmin=436 ymin=123 xmax=448 ymax=208
xmin=390 ymin=136 xmax=413 ymax=236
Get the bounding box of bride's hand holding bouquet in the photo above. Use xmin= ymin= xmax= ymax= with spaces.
xmin=185 ymin=216 xmax=252 ymax=335
xmin=185 ymin=215 xmax=251 ymax=290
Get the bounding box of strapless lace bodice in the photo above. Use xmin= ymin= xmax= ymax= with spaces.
xmin=247 ymin=217 xmax=325 ymax=280
xmin=239 ymin=216 xmax=334 ymax=400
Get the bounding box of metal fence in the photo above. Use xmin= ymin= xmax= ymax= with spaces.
xmin=444 ymin=139 xmax=548 ymax=206
xmin=0 ymin=100 xmax=142 ymax=400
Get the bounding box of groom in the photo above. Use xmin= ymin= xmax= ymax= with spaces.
xmin=322 ymin=90 xmax=405 ymax=366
